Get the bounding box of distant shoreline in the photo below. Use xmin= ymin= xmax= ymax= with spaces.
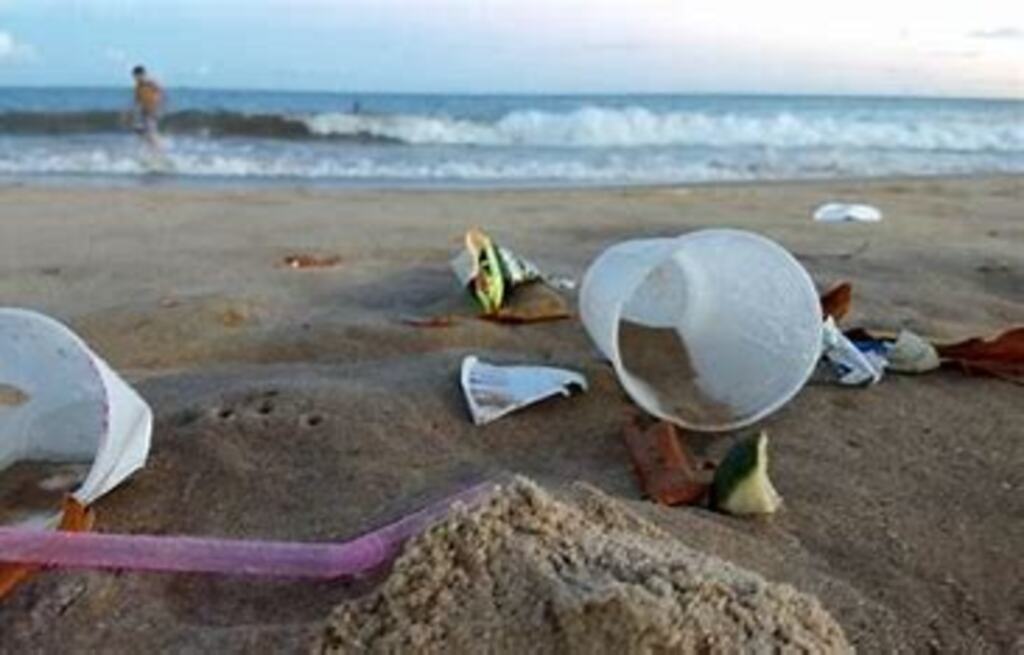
xmin=2 ymin=171 xmax=1021 ymax=193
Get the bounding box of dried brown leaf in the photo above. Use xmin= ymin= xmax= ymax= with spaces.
xmin=820 ymin=281 xmax=853 ymax=322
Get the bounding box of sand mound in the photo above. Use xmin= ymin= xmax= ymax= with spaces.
xmin=318 ymin=478 xmax=850 ymax=654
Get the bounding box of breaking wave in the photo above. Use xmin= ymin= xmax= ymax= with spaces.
xmin=305 ymin=107 xmax=1024 ymax=152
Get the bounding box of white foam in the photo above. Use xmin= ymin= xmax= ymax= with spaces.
xmin=1 ymin=131 xmax=1021 ymax=184
xmin=303 ymin=106 xmax=1024 ymax=151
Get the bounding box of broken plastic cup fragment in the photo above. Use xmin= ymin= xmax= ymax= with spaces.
xmin=0 ymin=309 xmax=152 ymax=528
xmin=813 ymin=203 xmax=882 ymax=223
xmin=579 ymin=229 xmax=823 ymax=432
xmin=821 ymin=317 xmax=885 ymax=386
xmin=461 ymin=356 xmax=587 ymax=426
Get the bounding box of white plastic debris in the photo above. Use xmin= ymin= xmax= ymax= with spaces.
xmin=813 ymin=203 xmax=883 ymax=223
xmin=886 ymin=330 xmax=941 ymax=373
xmin=0 ymin=309 xmax=152 ymax=528
xmin=460 ymin=356 xmax=586 ymax=426
xmin=579 ymin=229 xmax=823 ymax=432
xmin=543 ymin=275 xmax=577 ymax=292
xmin=821 ymin=317 xmax=885 ymax=386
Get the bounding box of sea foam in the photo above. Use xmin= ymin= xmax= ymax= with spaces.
xmin=303 ymin=106 xmax=1024 ymax=151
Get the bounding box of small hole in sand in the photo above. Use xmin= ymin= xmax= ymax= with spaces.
xmin=258 ymin=401 xmax=274 ymax=416
xmin=217 ymin=408 xmax=235 ymax=421
xmin=304 ymin=414 xmax=324 ymax=428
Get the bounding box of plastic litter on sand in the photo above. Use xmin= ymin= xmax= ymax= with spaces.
xmin=579 ymin=229 xmax=822 ymax=431
xmin=884 ymin=330 xmax=941 ymax=374
xmin=0 ymin=308 xmax=152 ymax=525
xmin=0 ymin=482 xmax=494 ymax=578
xmin=813 ymin=202 xmax=883 ymax=223
xmin=450 ymin=227 xmax=572 ymax=315
xmin=821 ymin=317 xmax=885 ymax=386
xmin=460 ymin=356 xmax=586 ymax=426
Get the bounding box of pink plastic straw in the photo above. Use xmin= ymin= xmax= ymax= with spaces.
xmin=0 ymin=481 xmax=493 ymax=578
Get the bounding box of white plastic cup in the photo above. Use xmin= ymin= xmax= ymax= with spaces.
xmin=580 ymin=229 xmax=822 ymax=432
xmin=0 ymin=309 xmax=152 ymax=527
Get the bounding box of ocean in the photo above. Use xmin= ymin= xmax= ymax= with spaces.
xmin=0 ymin=88 xmax=1021 ymax=186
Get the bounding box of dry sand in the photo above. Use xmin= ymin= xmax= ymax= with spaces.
xmin=0 ymin=176 xmax=1022 ymax=652
xmin=319 ymin=476 xmax=850 ymax=654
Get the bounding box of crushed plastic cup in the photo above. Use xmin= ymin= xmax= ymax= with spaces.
xmin=813 ymin=202 xmax=882 ymax=223
xmin=579 ymin=229 xmax=823 ymax=432
xmin=460 ymin=356 xmax=586 ymax=426
xmin=0 ymin=309 xmax=152 ymax=529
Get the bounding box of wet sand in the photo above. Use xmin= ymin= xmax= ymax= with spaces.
xmin=617 ymin=322 xmax=736 ymax=427
xmin=0 ymin=176 xmax=1022 ymax=652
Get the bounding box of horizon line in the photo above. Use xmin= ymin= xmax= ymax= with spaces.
xmin=0 ymin=83 xmax=1021 ymax=103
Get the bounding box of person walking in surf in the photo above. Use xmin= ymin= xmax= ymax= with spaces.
xmin=130 ymin=65 xmax=164 ymax=150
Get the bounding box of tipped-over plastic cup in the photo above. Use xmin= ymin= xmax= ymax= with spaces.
xmin=0 ymin=309 xmax=152 ymax=528
xmin=579 ymin=229 xmax=822 ymax=432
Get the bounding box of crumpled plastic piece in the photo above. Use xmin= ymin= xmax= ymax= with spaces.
xmin=496 ymin=243 xmax=542 ymax=288
xmin=820 ymin=281 xmax=853 ymax=322
xmin=460 ymin=356 xmax=586 ymax=426
xmin=622 ymin=419 xmax=711 ymax=506
xmin=450 ymin=228 xmax=514 ymax=314
xmin=815 ymin=279 xmax=1021 ymax=383
xmin=813 ymin=202 xmax=883 ymax=223
xmin=886 ymin=330 xmax=941 ymax=373
xmin=821 ymin=317 xmax=884 ymax=386
xmin=450 ymin=228 xmax=573 ymax=317
xmin=935 ymin=327 xmax=1024 ymax=384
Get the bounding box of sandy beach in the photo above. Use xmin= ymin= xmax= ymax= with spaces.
xmin=0 ymin=175 xmax=1022 ymax=652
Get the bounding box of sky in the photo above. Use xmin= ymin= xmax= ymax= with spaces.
xmin=0 ymin=0 xmax=1021 ymax=98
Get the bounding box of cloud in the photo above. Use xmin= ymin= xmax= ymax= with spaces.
xmin=0 ymin=31 xmax=36 ymax=61
xmin=969 ymin=27 xmax=1024 ymax=39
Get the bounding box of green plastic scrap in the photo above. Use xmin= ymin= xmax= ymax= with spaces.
xmin=710 ymin=432 xmax=782 ymax=516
